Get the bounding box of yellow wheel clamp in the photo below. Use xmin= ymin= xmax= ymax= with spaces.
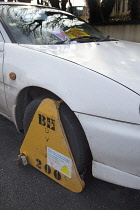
xmin=18 ymin=99 xmax=85 ymax=193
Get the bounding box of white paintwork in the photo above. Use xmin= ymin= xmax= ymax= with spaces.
xmin=23 ymin=41 xmax=140 ymax=95
xmin=92 ymin=161 xmax=140 ymax=190
xmin=3 ymin=43 xmax=140 ymax=125
xmin=75 ymin=112 xmax=140 ymax=189
xmin=0 ymin=4 xmax=140 ymax=189
xmin=0 ymin=33 xmax=10 ymax=116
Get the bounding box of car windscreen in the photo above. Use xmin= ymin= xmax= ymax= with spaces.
xmin=0 ymin=5 xmax=105 ymax=45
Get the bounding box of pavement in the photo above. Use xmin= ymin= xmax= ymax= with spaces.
xmin=0 ymin=115 xmax=140 ymax=210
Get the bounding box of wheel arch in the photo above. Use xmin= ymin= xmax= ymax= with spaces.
xmin=15 ymin=86 xmax=61 ymax=131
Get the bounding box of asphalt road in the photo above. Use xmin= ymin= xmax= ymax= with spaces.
xmin=0 ymin=115 xmax=140 ymax=210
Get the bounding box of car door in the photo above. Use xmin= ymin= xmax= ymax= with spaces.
xmin=0 ymin=32 xmax=10 ymax=116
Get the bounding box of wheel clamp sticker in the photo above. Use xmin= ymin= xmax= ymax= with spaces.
xmin=47 ymin=147 xmax=72 ymax=178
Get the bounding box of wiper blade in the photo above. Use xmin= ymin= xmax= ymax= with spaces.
xmin=55 ymin=39 xmax=70 ymax=44
xmin=70 ymin=36 xmax=100 ymax=41
xmin=55 ymin=36 xmax=100 ymax=44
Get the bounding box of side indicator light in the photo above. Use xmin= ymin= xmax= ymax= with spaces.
xmin=9 ymin=72 xmax=16 ymax=80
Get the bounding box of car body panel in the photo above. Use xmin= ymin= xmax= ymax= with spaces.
xmin=22 ymin=40 xmax=140 ymax=95
xmin=75 ymin=112 xmax=140 ymax=189
xmin=76 ymin=113 xmax=140 ymax=175
xmin=3 ymin=43 xmax=140 ymax=126
xmin=0 ymin=32 xmax=10 ymax=116
xmin=92 ymin=161 xmax=140 ymax=190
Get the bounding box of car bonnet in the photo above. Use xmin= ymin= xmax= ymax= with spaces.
xmin=20 ymin=40 xmax=140 ymax=95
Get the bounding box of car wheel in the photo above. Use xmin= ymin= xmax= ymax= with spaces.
xmin=23 ymin=97 xmax=92 ymax=176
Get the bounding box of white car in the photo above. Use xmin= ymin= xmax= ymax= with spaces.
xmin=0 ymin=2 xmax=140 ymax=190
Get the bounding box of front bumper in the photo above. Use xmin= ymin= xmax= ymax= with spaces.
xmin=75 ymin=112 xmax=140 ymax=189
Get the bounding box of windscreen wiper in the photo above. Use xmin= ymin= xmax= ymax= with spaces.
xmin=55 ymin=35 xmax=118 ymax=44
xmin=55 ymin=36 xmax=100 ymax=44
xmin=70 ymin=36 xmax=100 ymax=41
xmin=98 ymin=35 xmax=118 ymax=42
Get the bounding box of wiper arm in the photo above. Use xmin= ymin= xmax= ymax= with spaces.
xmin=55 ymin=36 xmax=100 ymax=44
xmin=100 ymin=35 xmax=110 ymax=41
xmin=55 ymin=35 xmax=118 ymax=44
xmin=99 ymin=35 xmax=118 ymax=42
xmin=55 ymin=39 xmax=71 ymax=45
xmin=70 ymin=36 xmax=100 ymax=41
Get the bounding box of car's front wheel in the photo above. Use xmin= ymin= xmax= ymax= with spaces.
xmin=23 ymin=97 xmax=92 ymax=177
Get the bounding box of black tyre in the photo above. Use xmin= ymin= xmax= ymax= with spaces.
xmin=23 ymin=97 xmax=92 ymax=176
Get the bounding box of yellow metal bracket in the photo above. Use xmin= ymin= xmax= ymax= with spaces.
xmin=20 ymin=99 xmax=85 ymax=193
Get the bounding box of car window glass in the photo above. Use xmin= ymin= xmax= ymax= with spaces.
xmin=0 ymin=5 xmax=105 ymax=45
